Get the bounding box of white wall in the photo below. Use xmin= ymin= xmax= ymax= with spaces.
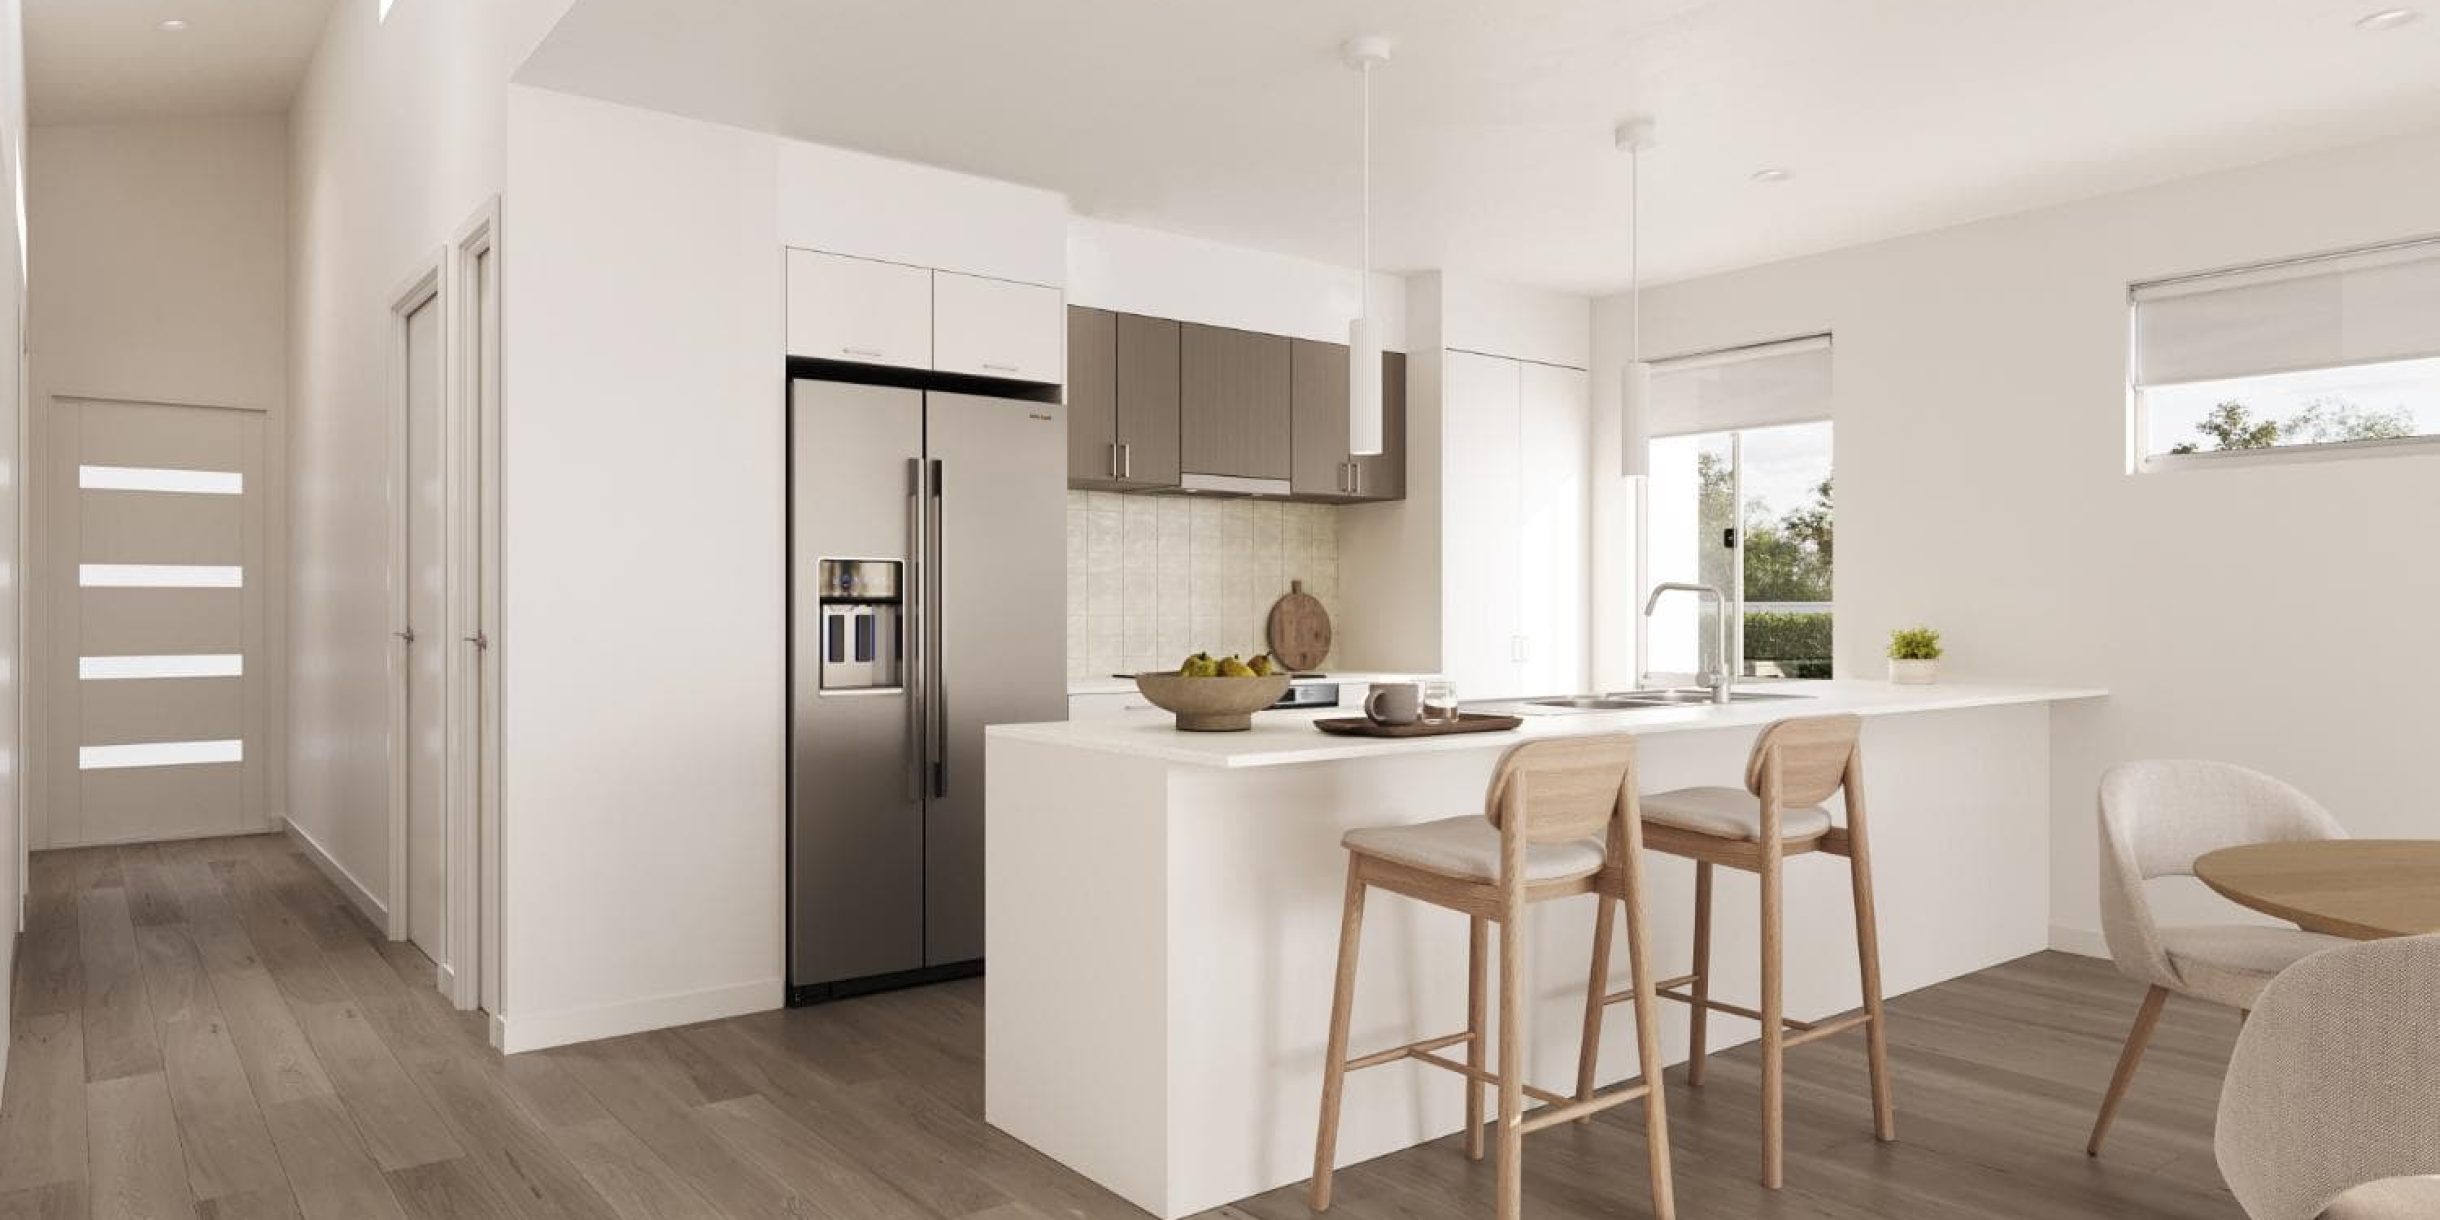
xmin=498 ymin=85 xmax=781 ymax=1050
xmin=284 ymin=0 xmax=575 ymax=915
xmin=1068 ymin=216 xmax=1404 ymax=350
xmin=0 ymin=0 xmax=26 ymax=1096
xmin=26 ymin=115 xmax=290 ymax=847
xmin=1594 ymin=125 xmax=2440 ymax=949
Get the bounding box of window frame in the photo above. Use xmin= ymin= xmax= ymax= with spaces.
xmin=2128 ymin=234 xmax=2440 ymax=474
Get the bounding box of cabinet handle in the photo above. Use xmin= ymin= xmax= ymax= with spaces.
xmin=1120 ymin=443 xmax=1132 ymax=479
xmin=1354 ymin=463 xmax=1363 ymax=496
xmin=1109 ymin=443 xmax=1121 ymax=480
xmin=840 ymin=346 xmax=883 ymax=359
xmin=981 ymin=361 xmax=1019 ymax=374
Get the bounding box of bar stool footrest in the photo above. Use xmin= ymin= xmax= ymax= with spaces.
xmin=1343 ymin=1030 xmax=1476 ymax=1072
xmin=1610 ymin=982 xmax=1877 ymax=1044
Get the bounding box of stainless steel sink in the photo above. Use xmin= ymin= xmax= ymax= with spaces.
xmin=1524 ymin=688 xmax=1812 ymax=711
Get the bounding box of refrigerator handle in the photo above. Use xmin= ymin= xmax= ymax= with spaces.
xmin=928 ymin=458 xmax=948 ymax=798
xmin=905 ymin=457 xmax=927 ymax=802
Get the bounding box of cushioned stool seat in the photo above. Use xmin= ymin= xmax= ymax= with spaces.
xmin=1641 ymin=786 xmax=1834 ymax=841
xmin=1343 ymin=816 xmax=1606 ymax=883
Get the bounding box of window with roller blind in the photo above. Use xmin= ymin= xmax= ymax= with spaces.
xmin=2131 ymin=237 xmax=2440 ymax=468
xmin=1640 ymin=336 xmax=1834 ymax=683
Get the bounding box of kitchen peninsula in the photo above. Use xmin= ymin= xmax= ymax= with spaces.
xmin=982 ymin=681 xmax=2103 ymax=1218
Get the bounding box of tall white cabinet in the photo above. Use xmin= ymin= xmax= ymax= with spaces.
xmin=1441 ymin=350 xmax=1589 ymax=699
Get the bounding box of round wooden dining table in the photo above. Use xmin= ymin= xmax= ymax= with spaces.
xmin=2194 ymin=839 xmax=2440 ymax=941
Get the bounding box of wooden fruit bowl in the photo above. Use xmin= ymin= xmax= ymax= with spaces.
xmin=1131 ymin=673 xmax=1292 ymax=732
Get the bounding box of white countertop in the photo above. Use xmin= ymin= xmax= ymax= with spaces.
xmin=995 ymin=679 xmax=2106 ymax=768
xmin=1065 ymin=671 xmax=1435 ymax=697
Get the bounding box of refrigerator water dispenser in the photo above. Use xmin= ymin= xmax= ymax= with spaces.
xmin=816 ymin=558 xmax=903 ymax=692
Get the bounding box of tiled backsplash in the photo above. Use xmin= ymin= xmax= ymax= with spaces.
xmin=1067 ymin=491 xmax=1339 ymax=681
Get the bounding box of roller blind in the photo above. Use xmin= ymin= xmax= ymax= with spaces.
xmin=1644 ymin=335 xmax=1832 ymax=439
xmin=2132 ymin=239 xmax=2440 ymax=387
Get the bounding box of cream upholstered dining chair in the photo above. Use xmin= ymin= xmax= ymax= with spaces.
xmin=2215 ymin=934 xmax=2440 ymax=1220
xmin=2086 ymin=760 xmax=2351 ymax=1156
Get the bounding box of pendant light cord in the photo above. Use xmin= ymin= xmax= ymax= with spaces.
xmin=1360 ymin=59 xmax=1373 ymax=323
xmin=1628 ymin=141 xmax=1641 ymax=365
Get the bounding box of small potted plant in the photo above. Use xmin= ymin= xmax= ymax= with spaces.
xmin=1887 ymin=627 xmax=1942 ymax=685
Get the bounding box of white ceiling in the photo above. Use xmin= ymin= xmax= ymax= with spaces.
xmin=28 ymin=0 xmax=338 ymax=124
xmin=523 ymin=0 xmax=2440 ymax=293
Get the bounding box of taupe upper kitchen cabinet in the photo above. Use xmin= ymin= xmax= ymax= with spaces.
xmin=1179 ymin=323 xmax=1292 ymax=482
xmin=1067 ymin=307 xmax=1181 ymax=489
xmin=1290 ymin=339 xmax=1405 ymax=502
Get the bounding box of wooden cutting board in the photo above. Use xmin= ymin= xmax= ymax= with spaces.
xmin=1266 ymin=580 xmax=1332 ymax=672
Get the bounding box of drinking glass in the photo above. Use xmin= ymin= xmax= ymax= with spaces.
xmin=1421 ymin=679 xmax=1460 ymax=723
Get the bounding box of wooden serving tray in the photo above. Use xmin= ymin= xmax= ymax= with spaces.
xmin=1313 ymin=713 xmax=1524 ymax=738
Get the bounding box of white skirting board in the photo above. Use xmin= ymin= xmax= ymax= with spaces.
xmin=285 ymin=819 xmax=387 ymax=930
xmin=492 ymin=978 xmax=784 ymax=1054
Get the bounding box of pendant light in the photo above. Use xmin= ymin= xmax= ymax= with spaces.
xmin=1344 ymin=35 xmax=1391 ymax=456
xmin=1617 ymin=117 xmax=1656 ymax=478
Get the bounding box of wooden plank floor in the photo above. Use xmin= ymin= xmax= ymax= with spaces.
xmin=0 ymin=833 xmax=2244 ymax=1219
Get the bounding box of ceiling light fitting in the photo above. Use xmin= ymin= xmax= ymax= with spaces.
xmin=158 ymin=18 xmax=189 ymax=31
xmin=1344 ymin=35 xmax=1392 ymax=457
xmin=2356 ymin=8 xmax=2421 ymax=30
xmin=1751 ymin=167 xmax=1791 ymax=183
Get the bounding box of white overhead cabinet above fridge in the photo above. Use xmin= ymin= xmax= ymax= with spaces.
xmin=786 ymin=248 xmax=1064 ymax=384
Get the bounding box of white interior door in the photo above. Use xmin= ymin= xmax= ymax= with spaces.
xmin=404 ymin=296 xmax=447 ymax=956
xmin=41 ymin=399 xmax=267 ymax=846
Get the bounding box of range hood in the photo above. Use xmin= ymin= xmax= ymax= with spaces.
xmin=1159 ymin=472 xmax=1294 ymax=499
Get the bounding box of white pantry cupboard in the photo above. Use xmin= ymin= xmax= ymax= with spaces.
xmin=1440 ymin=349 xmax=1589 ymax=700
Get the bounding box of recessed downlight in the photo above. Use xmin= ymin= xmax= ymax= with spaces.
xmin=158 ymin=17 xmax=189 ymax=30
xmin=2357 ymin=7 xmax=2421 ymax=30
xmin=1750 ymin=168 xmax=1791 ymax=184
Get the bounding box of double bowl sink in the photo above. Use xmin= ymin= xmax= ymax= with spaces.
xmin=1520 ymin=688 xmax=1811 ymax=712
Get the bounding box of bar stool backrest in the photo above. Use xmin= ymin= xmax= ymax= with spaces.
xmin=1485 ymin=735 xmax=1640 ymax=844
xmin=1743 ymin=714 xmax=1863 ymax=809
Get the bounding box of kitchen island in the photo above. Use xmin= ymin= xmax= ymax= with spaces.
xmin=983 ymin=681 xmax=2103 ymax=1218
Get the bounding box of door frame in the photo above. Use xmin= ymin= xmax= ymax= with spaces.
xmin=386 ymin=256 xmax=444 ymax=953
xmin=384 ymin=202 xmax=506 ymax=1014
xmin=449 ymin=200 xmax=503 ymax=1015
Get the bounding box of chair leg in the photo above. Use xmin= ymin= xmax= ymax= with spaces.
xmin=1687 ymin=861 xmax=1714 ymax=1088
xmin=1496 ymin=904 xmax=1525 ymax=1220
xmin=1310 ymin=859 xmax=1369 ymax=1211
xmin=2085 ymin=985 xmax=2169 ymax=1157
xmin=1758 ymin=844 xmax=1786 ymax=1190
xmin=1847 ymin=821 xmax=1896 ymax=1142
xmin=1573 ymin=894 xmax=1618 ymax=1121
xmin=1620 ymin=840 xmax=1678 ymax=1220
xmin=1466 ymin=915 xmax=1488 ymax=1160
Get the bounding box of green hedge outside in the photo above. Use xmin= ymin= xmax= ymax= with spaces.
xmin=1745 ymin=610 xmax=1832 ymax=679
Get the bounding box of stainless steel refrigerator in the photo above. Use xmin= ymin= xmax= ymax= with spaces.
xmin=789 ymin=378 xmax=1066 ymax=1001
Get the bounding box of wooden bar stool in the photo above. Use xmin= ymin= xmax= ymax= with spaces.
xmin=1575 ymin=713 xmax=1894 ymax=1189
xmin=1310 ymin=736 xmax=1676 ymax=1220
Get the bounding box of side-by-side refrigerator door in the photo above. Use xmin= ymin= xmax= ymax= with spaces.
xmin=791 ymin=380 xmax=926 ymax=989
xmin=923 ymin=391 xmax=1068 ymax=966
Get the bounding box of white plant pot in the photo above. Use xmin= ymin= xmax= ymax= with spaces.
xmin=1889 ymin=658 xmax=1939 ymax=685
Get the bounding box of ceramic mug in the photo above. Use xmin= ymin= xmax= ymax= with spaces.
xmin=1365 ymin=681 xmax=1423 ymax=727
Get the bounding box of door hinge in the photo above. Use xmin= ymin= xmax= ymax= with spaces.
xmin=464 ymin=631 xmax=491 ymax=651
xmin=395 ymin=627 xmax=417 ymax=645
